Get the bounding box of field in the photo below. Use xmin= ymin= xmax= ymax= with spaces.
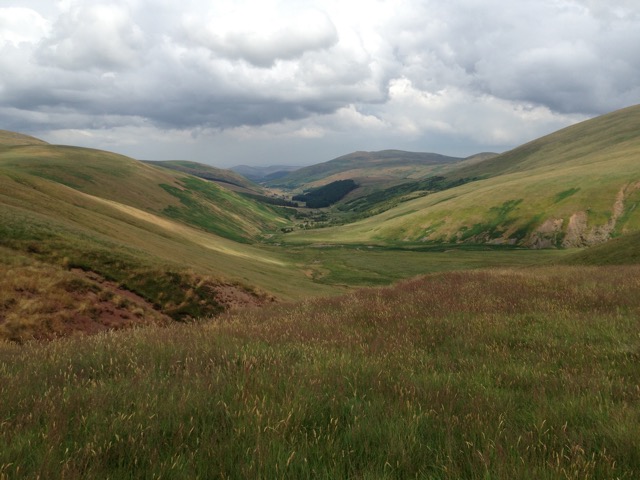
xmin=2 ymin=265 xmax=639 ymax=479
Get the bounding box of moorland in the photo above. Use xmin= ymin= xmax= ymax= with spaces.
xmin=1 ymin=104 xmax=640 ymax=479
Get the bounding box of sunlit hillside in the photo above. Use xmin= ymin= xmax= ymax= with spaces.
xmin=0 ymin=134 xmax=333 ymax=339
xmin=285 ymin=105 xmax=640 ymax=248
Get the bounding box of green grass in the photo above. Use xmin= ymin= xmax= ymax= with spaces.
xmin=561 ymin=231 xmax=640 ymax=265
xmin=147 ymin=160 xmax=260 ymax=190
xmin=553 ymin=187 xmax=580 ymax=203
xmin=2 ymin=265 xmax=639 ymax=479
xmin=274 ymin=244 xmax=568 ymax=286
xmin=0 ymin=143 xmax=288 ymax=243
xmin=0 ymin=142 xmax=316 ymax=290
xmin=285 ymin=105 xmax=640 ymax=247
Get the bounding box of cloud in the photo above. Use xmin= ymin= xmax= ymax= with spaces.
xmin=0 ymin=0 xmax=638 ymax=166
xmin=182 ymin=5 xmax=338 ymax=67
xmin=38 ymin=3 xmax=145 ymax=71
xmin=390 ymin=0 xmax=640 ymax=115
xmin=0 ymin=7 xmax=50 ymax=46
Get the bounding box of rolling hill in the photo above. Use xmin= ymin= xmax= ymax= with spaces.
xmin=0 ymin=141 xmax=288 ymax=243
xmin=0 ymin=132 xmax=341 ymax=340
xmin=3 ymin=110 xmax=640 ymax=480
xmin=231 ymin=164 xmax=301 ymax=182
xmin=267 ymin=150 xmax=466 ymax=190
xmin=284 ymin=104 xmax=640 ymax=248
xmin=146 ymin=160 xmax=262 ymax=192
xmin=3 ymin=104 xmax=640 ymax=340
xmin=146 ymin=160 xmax=301 ymax=208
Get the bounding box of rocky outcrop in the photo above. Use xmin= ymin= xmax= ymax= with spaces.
xmin=526 ymin=183 xmax=638 ymax=248
xmin=562 ymin=211 xmax=589 ymax=247
xmin=562 ymin=184 xmax=629 ymax=247
xmin=529 ymin=218 xmax=564 ymax=248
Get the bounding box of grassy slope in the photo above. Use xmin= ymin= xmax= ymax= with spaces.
xmin=0 ymin=144 xmax=287 ymax=242
xmin=0 ymin=146 xmax=294 ymax=272
xmin=0 ymin=138 xmax=345 ymax=338
xmin=0 ymin=247 xmax=171 ymax=342
xmin=147 ymin=160 xmax=262 ymax=191
xmin=0 ymin=130 xmax=49 ymax=146
xmin=268 ymin=150 xmax=464 ymax=189
xmin=2 ymin=265 xmax=639 ymax=479
xmin=2 ymin=134 xmax=543 ymax=339
xmin=562 ymin=231 xmax=640 ymax=265
xmin=285 ymin=105 xmax=640 ymax=247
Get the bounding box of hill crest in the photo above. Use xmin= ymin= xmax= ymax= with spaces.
xmin=267 ymin=149 xmax=465 ymax=189
xmin=0 ymin=130 xmax=49 ymax=147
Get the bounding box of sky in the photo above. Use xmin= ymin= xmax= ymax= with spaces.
xmin=0 ymin=1 xmax=639 ymax=167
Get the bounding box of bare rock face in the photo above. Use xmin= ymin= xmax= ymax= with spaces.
xmin=562 ymin=211 xmax=589 ymax=247
xmin=562 ymin=184 xmax=634 ymax=247
xmin=529 ymin=218 xmax=564 ymax=249
xmin=528 ymin=183 xmax=637 ymax=248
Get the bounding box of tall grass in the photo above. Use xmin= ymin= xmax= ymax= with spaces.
xmin=1 ymin=265 xmax=639 ymax=479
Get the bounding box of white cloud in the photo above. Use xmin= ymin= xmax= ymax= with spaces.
xmin=39 ymin=3 xmax=145 ymax=70
xmin=0 ymin=0 xmax=638 ymax=166
xmin=182 ymin=4 xmax=338 ymax=67
xmin=0 ymin=7 xmax=49 ymax=46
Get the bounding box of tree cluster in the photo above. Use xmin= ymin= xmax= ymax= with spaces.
xmin=293 ymin=179 xmax=358 ymax=208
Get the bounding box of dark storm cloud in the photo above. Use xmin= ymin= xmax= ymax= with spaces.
xmin=0 ymin=0 xmax=638 ymax=165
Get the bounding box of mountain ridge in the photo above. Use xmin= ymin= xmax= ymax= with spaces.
xmin=266 ymin=149 xmax=466 ymax=189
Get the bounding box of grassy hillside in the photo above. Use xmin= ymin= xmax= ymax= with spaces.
xmin=285 ymin=105 xmax=640 ymax=248
xmin=1 ymin=132 xmax=551 ymax=340
xmin=2 ymin=265 xmax=639 ymax=478
xmin=0 ymin=144 xmax=289 ymax=243
xmin=268 ymin=150 xmax=464 ymax=189
xmin=452 ymin=105 xmax=640 ymax=180
xmin=0 ymin=130 xmax=49 ymax=146
xmin=0 ymin=137 xmax=325 ymax=339
xmin=561 ymin=231 xmax=640 ymax=265
xmin=147 ymin=160 xmax=261 ymax=191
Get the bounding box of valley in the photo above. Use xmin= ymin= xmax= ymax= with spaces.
xmin=1 ymin=104 xmax=640 ymax=479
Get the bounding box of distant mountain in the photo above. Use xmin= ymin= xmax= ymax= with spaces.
xmin=267 ymin=150 xmax=465 ymax=189
xmin=231 ymin=164 xmax=302 ymax=182
xmin=284 ymin=104 xmax=640 ymax=249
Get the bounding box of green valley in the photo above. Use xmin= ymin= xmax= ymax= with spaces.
xmin=283 ymin=104 xmax=640 ymax=248
xmin=1 ymin=105 xmax=640 ymax=479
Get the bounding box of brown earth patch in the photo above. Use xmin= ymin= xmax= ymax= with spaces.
xmin=562 ymin=183 xmax=637 ymax=247
xmin=1 ymin=266 xmax=171 ymax=342
xmin=212 ymin=284 xmax=276 ymax=310
xmin=529 ymin=218 xmax=564 ymax=249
